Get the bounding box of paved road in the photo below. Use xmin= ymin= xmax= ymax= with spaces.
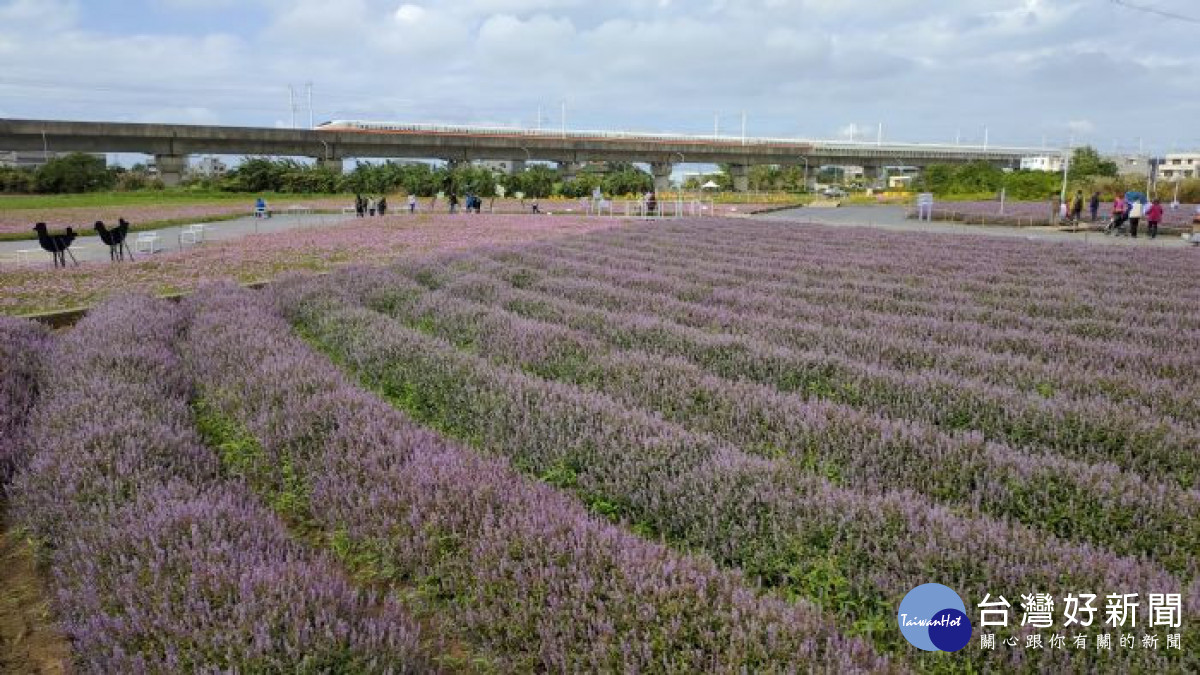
xmin=760 ymin=205 xmax=1197 ymax=248
xmin=0 ymin=212 xmax=353 ymax=267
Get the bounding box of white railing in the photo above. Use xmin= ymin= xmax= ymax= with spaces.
xmin=616 ymin=198 xmax=715 ymax=219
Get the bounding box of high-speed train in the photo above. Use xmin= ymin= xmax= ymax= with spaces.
xmin=313 ymin=120 xmax=1047 ymax=154
xmin=313 ymin=119 xmax=814 ymax=148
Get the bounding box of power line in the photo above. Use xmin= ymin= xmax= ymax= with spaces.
xmin=1110 ymin=0 xmax=1200 ymax=24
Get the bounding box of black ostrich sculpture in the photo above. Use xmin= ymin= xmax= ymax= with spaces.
xmin=32 ymin=222 xmax=78 ymax=268
xmin=94 ymin=218 xmax=134 ymax=262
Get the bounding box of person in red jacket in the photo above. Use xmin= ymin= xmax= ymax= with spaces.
xmin=1146 ymin=198 xmax=1164 ymax=239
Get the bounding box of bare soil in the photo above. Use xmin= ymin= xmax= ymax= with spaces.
xmin=0 ymin=508 xmax=71 ymax=674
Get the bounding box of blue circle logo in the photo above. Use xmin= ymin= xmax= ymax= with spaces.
xmin=898 ymin=583 xmax=973 ymax=652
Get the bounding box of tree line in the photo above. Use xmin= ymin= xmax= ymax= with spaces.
xmin=0 ymin=153 xmax=654 ymax=198
xmin=5 ymin=148 xmax=1199 ymax=201
xmin=908 ymin=146 xmax=1200 ymax=201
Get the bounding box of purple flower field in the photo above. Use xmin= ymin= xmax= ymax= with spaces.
xmin=1 ymin=217 xmax=1197 ymax=671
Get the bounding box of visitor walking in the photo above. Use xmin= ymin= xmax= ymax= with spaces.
xmin=378 ymin=196 xmax=388 ymax=216
xmin=408 ymin=194 xmax=417 ymax=214
xmin=1111 ymin=194 xmax=1127 ymax=232
xmin=367 ymin=196 xmax=377 ymax=217
xmin=1089 ymin=192 xmax=1101 ymax=222
xmin=1146 ymin=198 xmax=1163 ymax=239
xmin=1071 ymin=190 xmax=1084 ymax=224
xmin=355 ymin=194 xmax=365 ymax=218
xmin=1128 ymin=197 xmax=1144 ymax=238
xmin=449 ymin=193 xmax=459 ymax=214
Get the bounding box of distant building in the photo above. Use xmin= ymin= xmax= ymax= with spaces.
xmin=1107 ymin=154 xmax=1154 ymax=177
xmin=839 ymin=165 xmax=865 ymax=180
xmin=190 ymin=156 xmax=229 ymax=178
xmin=0 ymin=150 xmax=106 ymax=170
xmin=1158 ymin=153 xmax=1200 ymax=181
xmin=1020 ymin=155 xmax=1065 ymax=172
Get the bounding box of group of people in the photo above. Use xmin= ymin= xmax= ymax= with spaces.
xmin=354 ymin=194 xmax=388 ymax=217
xmin=1107 ymin=192 xmax=1164 ymax=239
xmin=447 ymin=193 xmax=485 ymax=214
xmin=1055 ymin=190 xmax=1165 ymax=239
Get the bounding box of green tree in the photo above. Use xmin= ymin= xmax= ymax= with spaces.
xmin=953 ymin=161 xmax=1005 ymax=193
xmin=223 ymin=157 xmax=288 ymax=192
xmin=560 ymin=172 xmax=604 ymax=198
xmin=34 ymin=153 xmax=116 ymax=193
xmin=602 ymin=167 xmax=652 ymax=196
xmin=505 ymin=165 xmax=556 ymax=198
xmin=1001 ymin=170 xmax=1061 ymax=200
xmin=1068 ymin=146 xmax=1118 ymax=180
xmin=0 ymin=167 xmax=36 ymax=193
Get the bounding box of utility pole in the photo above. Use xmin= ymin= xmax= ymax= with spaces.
xmin=536 ymin=105 xmax=542 ymax=131
xmin=741 ymin=110 xmax=746 ymax=145
xmin=306 ymin=81 xmax=313 ymax=128
xmin=877 ymin=122 xmax=882 ymax=146
xmin=288 ymin=85 xmax=296 ymax=129
xmin=1060 ymin=145 xmax=1070 ymax=202
xmin=561 ymin=100 xmax=566 ymax=138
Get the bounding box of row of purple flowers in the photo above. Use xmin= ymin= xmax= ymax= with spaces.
xmin=279 ymin=261 xmax=1193 ymax=672
xmin=4 ymin=297 xmax=424 ymax=671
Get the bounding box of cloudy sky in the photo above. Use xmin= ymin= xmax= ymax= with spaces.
xmin=1 ymin=0 xmax=1198 ymax=154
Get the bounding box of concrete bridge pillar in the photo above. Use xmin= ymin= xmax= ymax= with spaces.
xmin=728 ymin=164 xmax=749 ymax=192
xmin=557 ymin=161 xmax=584 ymax=182
xmin=316 ymin=157 xmax=344 ymax=173
xmin=864 ymin=165 xmax=885 ymax=189
xmin=650 ymin=162 xmax=673 ymax=194
xmin=154 ymin=154 xmax=187 ymax=187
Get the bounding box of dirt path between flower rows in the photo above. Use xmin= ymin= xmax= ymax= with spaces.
xmin=0 ymin=505 xmax=71 ymax=674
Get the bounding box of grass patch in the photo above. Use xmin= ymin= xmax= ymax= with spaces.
xmin=0 ymin=190 xmax=353 ymax=211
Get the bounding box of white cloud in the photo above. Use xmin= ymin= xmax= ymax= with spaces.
xmin=394 ymin=4 xmax=425 ymax=24
xmin=1066 ymin=119 xmax=1096 ymax=136
xmin=477 ymin=13 xmax=576 ymax=66
xmin=0 ymin=0 xmax=79 ymax=31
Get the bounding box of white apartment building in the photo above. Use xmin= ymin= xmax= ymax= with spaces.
xmin=190 ymin=156 xmax=229 ymax=178
xmin=1159 ymin=153 xmax=1200 ymax=181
